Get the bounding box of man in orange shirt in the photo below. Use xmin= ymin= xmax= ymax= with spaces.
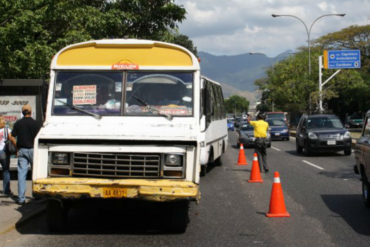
xmin=248 ymin=113 xmax=269 ymax=173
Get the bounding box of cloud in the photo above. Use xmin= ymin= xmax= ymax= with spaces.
xmin=175 ymin=0 xmax=369 ymax=57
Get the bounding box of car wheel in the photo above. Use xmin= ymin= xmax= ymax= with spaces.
xmin=344 ymin=148 xmax=351 ymax=156
xmin=362 ymin=177 xmax=370 ymax=208
xmin=296 ymin=141 xmax=302 ymax=154
xmin=303 ymin=142 xmax=311 ymax=156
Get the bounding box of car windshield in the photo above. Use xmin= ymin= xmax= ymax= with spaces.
xmin=241 ymin=125 xmax=254 ymax=131
xmin=267 ymin=119 xmax=286 ymax=126
xmin=267 ymin=113 xmax=285 ymax=119
xmin=307 ymin=116 xmax=344 ymax=129
xmin=52 ymin=71 xmax=123 ymax=116
xmin=124 ymin=72 xmax=193 ymax=116
xmin=349 ymin=116 xmax=362 ymax=120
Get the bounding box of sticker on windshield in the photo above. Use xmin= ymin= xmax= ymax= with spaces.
xmin=115 ymin=82 xmax=122 ymax=92
xmin=55 ymin=83 xmax=62 ymax=91
xmin=72 ymin=85 xmax=97 ymax=105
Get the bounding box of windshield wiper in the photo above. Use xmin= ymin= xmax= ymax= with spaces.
xmin=56 ymin=99 xmax=102 ymax=120
xmin=131 ymin=95 xmax=173 ymax=120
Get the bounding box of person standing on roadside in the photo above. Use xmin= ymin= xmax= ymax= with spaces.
xmin=0 ymin=116 xmax=13 ymax=196
xmin=248 ymin=113 xmax=269 ymax=173
xmin=9 ymin=105 xmax=41 ymax=205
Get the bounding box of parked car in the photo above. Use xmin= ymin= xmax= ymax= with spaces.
xmin=227 ymin=119 xmax=235 ymax=131
xmin=345 ymin=114 xmax=364 ymax=128
xmin=296 ymin=114 xmax=352 ymax=155
xmin=237 ymin=124 xmax=271 ymax=148
xmin=234 ymin=117 xmax=241 ymax=128
xmin=267 ymin=118 xmax=290 ymax=141
xmin=354 ymin=110 xmax=370 ymax=207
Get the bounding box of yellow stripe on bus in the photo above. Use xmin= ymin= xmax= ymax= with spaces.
xmin=56 ymin=43 xmax=194 ymax=67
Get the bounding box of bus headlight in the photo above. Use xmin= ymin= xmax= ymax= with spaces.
xmin=51 ymin=152 xmax=70 ymax=165
xmin=49 ymin=152 xmax=71 ymax=177
xmin=163 ymin=154 xmax=184 ymax=178
xmin=165 ymin=154 xmax=182 ymax=167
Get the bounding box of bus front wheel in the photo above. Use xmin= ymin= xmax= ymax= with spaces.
xmin=166 ymin=201 xmax=189 ymax=233
xmin=47 ymin=199 xmax=68 ymax=232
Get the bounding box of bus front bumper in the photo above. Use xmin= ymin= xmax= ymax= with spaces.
xmin=33 ymin=178 xmax=200 ymax=202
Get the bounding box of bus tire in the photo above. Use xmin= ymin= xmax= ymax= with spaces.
xmin=200 ymin=165 xmax=207 ymax=177
xmin=47 ymin=199 xmax=68 ymax=232
xmin=167 ymin=201 xmax=189 ymax=233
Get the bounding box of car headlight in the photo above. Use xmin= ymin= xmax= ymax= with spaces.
xmin=164 ymin=154 xmax=182 ymax=167
xmin=308 ymin=132 xmax=318 ymax=139
xmin=343 ymin=131 xmax=351 ymax=139
xmin=51 ymin=152 xmax=70 ymax=165
xmin=281 ymin=129 xmax=288 ymax=133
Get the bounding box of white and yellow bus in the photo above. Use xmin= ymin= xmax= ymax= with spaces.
xmin=32 ymin=39 xmax=227 ymax=232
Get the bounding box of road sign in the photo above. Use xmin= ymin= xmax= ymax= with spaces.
xmin=323 ymin=50 xmax=361 ymax=69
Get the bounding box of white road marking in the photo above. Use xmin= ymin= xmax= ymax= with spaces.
xmin=302 ymin=160 xmax=324 ymax=170
xmin=271 ymin=146 xmax=281 ymax=151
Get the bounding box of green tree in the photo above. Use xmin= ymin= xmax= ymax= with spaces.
xmin=0 ymin=0 xmax=187 ymax=79
xmin=224 ymin=95 xmax=249 ymax=114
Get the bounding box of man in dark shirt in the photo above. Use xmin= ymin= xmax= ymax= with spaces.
xmin=10 ymin=104 xmax=41 ymax=205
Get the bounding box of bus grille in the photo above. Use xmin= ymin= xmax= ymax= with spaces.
xmin=71 ymin=152 xmax=161 ymax=178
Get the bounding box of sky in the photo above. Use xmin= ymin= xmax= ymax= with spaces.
xmin=174 ymin=0 xmax=370 ymax=57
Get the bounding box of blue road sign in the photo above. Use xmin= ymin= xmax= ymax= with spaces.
xmin=324 ymin=50 xmax=361 ymax=69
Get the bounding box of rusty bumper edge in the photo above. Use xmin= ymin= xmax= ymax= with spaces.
xmin=33 ymin=178 xmax=200 ymax=202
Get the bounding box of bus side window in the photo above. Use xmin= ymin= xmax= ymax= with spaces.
xmin=204 ymin=81 xmax=213 ymax=128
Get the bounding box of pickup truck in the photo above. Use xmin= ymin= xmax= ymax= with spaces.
xmin=354 ymin=110 xmax=370 ymax=207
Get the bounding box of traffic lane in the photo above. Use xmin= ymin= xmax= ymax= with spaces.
xmin=270 ymin=137 xmax=358 ymax=184
xmin=263 ymin=137 xmax=370 ymax=245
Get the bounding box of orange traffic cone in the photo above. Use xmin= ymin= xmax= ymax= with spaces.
xmin=266 ymin=172 xmax=290 ymax=217
xmin=237 ymin=143 xmax=248 ymax=166
xmin=248 ymin=153 xmax=263 ymax=183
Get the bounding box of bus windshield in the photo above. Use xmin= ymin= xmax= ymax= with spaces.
xmin=125 ymin=72 xmax=193 ymax=116
xmin=52 ymin=71 xmax=194 ymax=117
xmin=52 ymin=71 xmax=123 ymax=116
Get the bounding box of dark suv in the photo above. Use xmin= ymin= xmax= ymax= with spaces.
xmin=354 ymin=110 xmax=370 ymax=207
xmin=296 ymin=114 xmax=352 ymax=155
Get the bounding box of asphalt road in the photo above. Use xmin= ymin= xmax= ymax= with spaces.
xmin=3 ymin=131 xmax=370 ymax=247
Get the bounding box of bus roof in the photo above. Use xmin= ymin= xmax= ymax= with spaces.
xmin=51 ymin=39 xmax=200 ymax=70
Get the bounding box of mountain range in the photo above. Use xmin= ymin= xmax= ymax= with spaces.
xmin=198 ymin=50 xmax=291 ymax=103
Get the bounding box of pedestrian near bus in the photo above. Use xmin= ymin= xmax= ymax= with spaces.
xmin=9 ymin=105 xmax=41 ymax=205
xmin=248 ymin=113 xmax=269 ymax=173
xmin=0 ymin=116 xmax=13 ymax=196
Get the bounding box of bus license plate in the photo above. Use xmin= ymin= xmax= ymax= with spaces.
xmin=327 ymin=140 xmax=336 ymax=145
xmin=102 ymin=188 xmax=127 ymax=198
